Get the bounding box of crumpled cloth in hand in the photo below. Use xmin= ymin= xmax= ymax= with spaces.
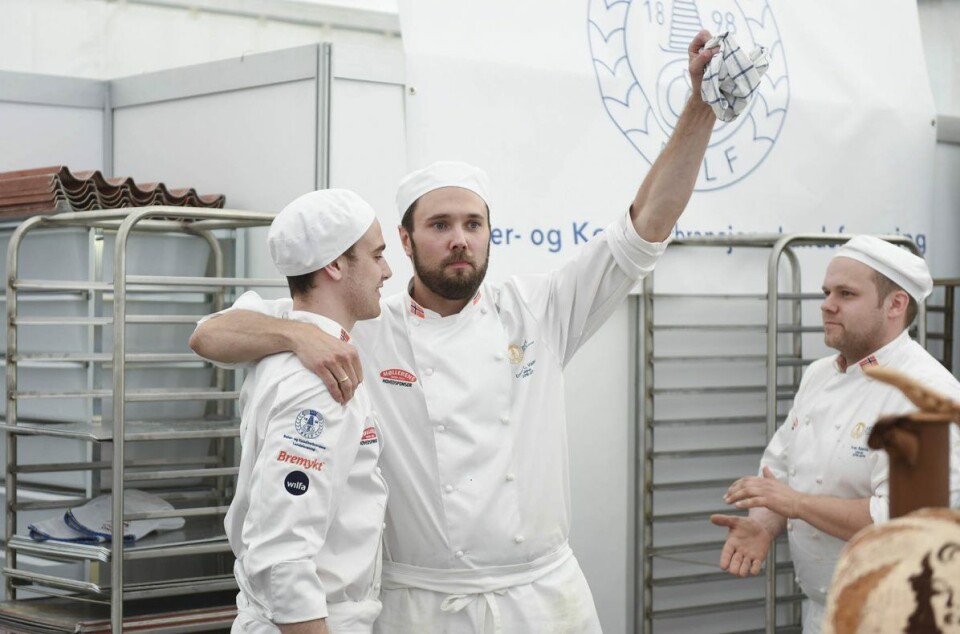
xmin=700 ymin=32 xmax=770 ymax=122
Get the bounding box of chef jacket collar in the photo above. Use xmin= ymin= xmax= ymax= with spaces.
xmin=834 ymin=329 xmax=910 ymax=374
xmin=286 ymin=309 xmax=351 ymax=343
xmin=405 ymin=279 xmax=484 ymax=322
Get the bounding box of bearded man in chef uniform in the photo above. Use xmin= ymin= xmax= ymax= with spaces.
xmin=193 ymin=31 xmax=720 ymax=634
xmin=225 ymin=190 xmax=392 ymax=634
xmin=712 ymin=236 xmax=960 ymax=634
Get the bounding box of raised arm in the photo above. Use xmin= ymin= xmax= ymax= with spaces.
xmin=631 ymin=30 xmax=718 ymax=242
xmin=189 ymin=310 xmax=363 ymax=404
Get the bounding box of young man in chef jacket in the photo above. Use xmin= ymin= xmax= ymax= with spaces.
xmin=712 ymin=236 xmax=960 ymax=634
xmin=193 ymin=31 xmax=720 ymax=634
xmin=224 ymin=189 xmax=392 ymax=634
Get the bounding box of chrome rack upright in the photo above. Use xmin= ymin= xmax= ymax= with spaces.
xmin=3 ymin=207 xmax=284 ymax=632
xmin=635 ymin=233 xmax=924 ymax=634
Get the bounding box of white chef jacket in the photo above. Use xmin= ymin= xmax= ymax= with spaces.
xmin=225 ymin=311 xmax=388 ymax=633
xmin=762 ymin=329 xmax=960 ymax=611
xmin=213 ymin=210 xmax=665 ymax=631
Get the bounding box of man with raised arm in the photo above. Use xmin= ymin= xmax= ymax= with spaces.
xmin=194 ymin=31 xmax=719 ymax=633
xmin=226 ymin=190 xmax=392 ymax=634
xmin=712 ymin=236 xmax=960 ymax=634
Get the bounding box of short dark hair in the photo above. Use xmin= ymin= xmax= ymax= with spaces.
xmin=285 ymin=244 xmax=356 ymax=298
xmin=400 ymin=198 xmax=491 ymax=234
xmin=873 ymin=270 xmax=918 ymax=328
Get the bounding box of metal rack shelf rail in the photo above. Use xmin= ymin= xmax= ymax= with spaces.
xmin=636 ymin=233 xmax=923 ymax=634
xmin=4 ymin=206 xmax=284 ymax=632
xmin=926 ymin=277 xmax=959 ymax=372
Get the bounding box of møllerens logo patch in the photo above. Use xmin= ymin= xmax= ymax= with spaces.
xmin=381 ymin=369 xmax=417 ymax=387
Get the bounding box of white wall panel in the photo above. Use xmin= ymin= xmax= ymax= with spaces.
xmin=112 ymin=78 xmax=318 ymax=291
xmin=0 ymin=102 xmax=103 ymax=172
xmin=330 ymin=76 xmax=410 ymax=296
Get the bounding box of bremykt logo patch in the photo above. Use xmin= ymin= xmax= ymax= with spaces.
xmin=588 ymin=0 xmax=789 ymax=190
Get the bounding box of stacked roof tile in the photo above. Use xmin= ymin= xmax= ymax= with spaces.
xmin=0 ymin=166 xmax=226 ymax=219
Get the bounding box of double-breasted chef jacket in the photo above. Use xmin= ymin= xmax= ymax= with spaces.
xmin=211 ymin=210 xmax=666 ymax=631
xmin=762 ymin=329 xmax=960 ymax=613
xmin=225 ymin=311 xmax=388 ymax=633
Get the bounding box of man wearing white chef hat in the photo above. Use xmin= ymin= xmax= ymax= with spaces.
xmin=224 ymin=189 xmax=392 ymax=634
xmin=712 ymin=235 xmax=960 ymax=634
xmin=193 ymin=30 xmax=720 ymax=634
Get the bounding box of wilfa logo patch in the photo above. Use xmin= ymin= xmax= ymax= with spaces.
xmin=284 ymin=470 xmax=309 ymax=496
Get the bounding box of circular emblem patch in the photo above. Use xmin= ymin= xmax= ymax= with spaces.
xmin=588 ymin=0 xmax=790 ymax=190
xmin=295 ymin=409 xmax=324 ymax=439
xmin=284 ymin=470 xmax=309 ymax=496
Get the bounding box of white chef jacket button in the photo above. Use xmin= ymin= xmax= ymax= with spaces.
xmin=481 ymin=307 xmax=488 ymax=315
xmin=816 ymin=476 xmax=823 ymax=484
xmin=495 ymin=352 xmax=505 ymax=360
xmin=506 ymin=473 xmax=515 ymax=482
xmin=424 ymin=368 xmax=434 ymax=376
xmin=456 ymin=550 xmax=465 ymax=558
xmin=437 ymin=424 xmax=446 ymax=432
xmin=514 ymin=535 xmax=525 ymax=544
xmin=835 ymin=423 xmax=840 ymax=430
xmin=444 ymin=484 xmax=454 ymax=493
xmin=819 ymin=587 xmax=826 ymax=594
xmin=376 ymin=467 xmax=382 ymax=475
xmin=787 ymin=522 xmax=793 ymax=531
xmin=500 ymin=414 xmax=510 ymax=425
xmin=382 ymin=522 xmax=387 ymax=529
xmin=374 ymin=583 xmax=381 ymax=591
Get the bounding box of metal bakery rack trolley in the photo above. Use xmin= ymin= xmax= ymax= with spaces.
xmin=635 ymin=234 xmax=925 ymax=634
xmin=2 ymin=207 xmax=283 ymax=631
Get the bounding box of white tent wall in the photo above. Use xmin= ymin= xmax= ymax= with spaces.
xmin=918 ymin=0 xmax=960 ymax=379
xmin=0 ymin=0 xmax=401 ymax=80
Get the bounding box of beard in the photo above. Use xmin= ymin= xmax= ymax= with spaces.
xmin=824 ymin=318 xmax=886 ymax=364
xmin=410 ymin=239 xmax=489 ymax=301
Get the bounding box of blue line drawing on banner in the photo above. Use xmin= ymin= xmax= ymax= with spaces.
xmin=588 ymin=0 xmax=789 ymax=191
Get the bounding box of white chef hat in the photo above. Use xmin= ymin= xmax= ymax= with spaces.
xmin=833 ymin=235 xmax=933 ymax=302
xmin=395 ymin=161 xmax=491 ymax=219
xmin=268 ymin=189 xmax=376 ymax=276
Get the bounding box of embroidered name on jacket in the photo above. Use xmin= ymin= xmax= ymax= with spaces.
xmin=380 ymin=369 xmax=417 ymax=387
xmin=276 ymin=450 xmax=325 ymax=471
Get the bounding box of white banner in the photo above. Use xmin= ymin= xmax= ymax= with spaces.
xmin=397 ymin=0 xmax=938 ymax=282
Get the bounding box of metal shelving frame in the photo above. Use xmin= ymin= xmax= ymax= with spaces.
xmin=3 ymin=207 xmax=284 ymax=632
xmin=926 ymin=277 xmax=958 ymax=372
xmin=635 ymin=233 xmax=924 ymax=633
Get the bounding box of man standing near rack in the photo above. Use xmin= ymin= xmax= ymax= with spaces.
xmin=225 ymin=189 xmax=392 ymax=634
xmin=711 ymin=236 xmax=960 ymax=634
xmin=192 ymin=30 xmax=719 ymax=633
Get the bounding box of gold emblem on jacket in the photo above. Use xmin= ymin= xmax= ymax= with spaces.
xmin=508 ymin=344 xmax=524 ymax=365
